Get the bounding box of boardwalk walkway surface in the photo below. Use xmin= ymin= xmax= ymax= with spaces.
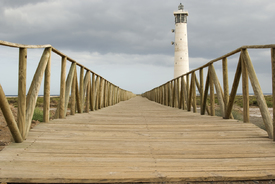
xmin=0 ymin=96 xmax=275 ymax=183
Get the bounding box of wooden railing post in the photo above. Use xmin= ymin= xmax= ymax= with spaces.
xmin=186 ymin=74 xmax=189 ymax=102
xmin=165 ymin=83 xmax=169 ymax=106
xmin=90 ymin=73 xmax=95 ymax=111
xmin=79 ymin=67 xmax=84 ymax=113
xmin=59 ymin=56 xmax=66 ymax=118
xmin=201 ymin=70 xmax=210 ymax=115
xmin=192 ymin=72 xmax=197 ymax=113
xmin=209 ymin=67 xmax=215 ymax=116
xmin=43 ymin=48 xmax=51 ymax=123
xmin=242 ymin=49 xmax=273 ymax=138
xmin=222 ymin=58 xmax=229 ymax=114
xmin=95 ymin=76 xmax=99 ymax=110
xmin=70 ymin=70 xmax=76 ymax=115
xmin=199 ymin=69 xmax=204 ymax=115
xmin=271 ymin=48 xmax=275 ymax=141
xmin=168 ymin=82 xmax=172 ymax=107
xmin=242 ymin=55 xmax=250 ymax=122
xmin=74 ymin=71 xmax=81 ymax=113
xmin=18 ymin=48 xmax=27 ymax=135
xmin=85 ymin=73 xmax=90 ymax=113
xmin=174 ymin=79 xmax=179 ymax=108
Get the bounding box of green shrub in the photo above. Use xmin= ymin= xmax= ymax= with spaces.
xmin=232 ymin=110 xmax=243 ymax=121
xmin=266 ymin=101 xmax=273 ymax=108
xmin=32 ymin=108 xmax=43 ymax=122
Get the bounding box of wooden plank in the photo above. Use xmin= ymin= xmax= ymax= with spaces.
xmin=18 ymin=48 xmax=27 ymax=136
xmin=1 ymin=96 xmax=275 ymax=183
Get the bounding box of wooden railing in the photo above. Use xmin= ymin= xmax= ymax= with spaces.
xmin=0 ymin=40 xmax=135 ymax=143
xmin=142 ymin=45 xmax=275 ymax=141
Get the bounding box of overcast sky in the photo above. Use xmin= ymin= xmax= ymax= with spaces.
xmin=0 ymin=0 xmax=275 ymax=95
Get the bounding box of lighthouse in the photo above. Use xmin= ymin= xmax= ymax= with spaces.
xmin=172 ymin=3 xmax=189 ymax=78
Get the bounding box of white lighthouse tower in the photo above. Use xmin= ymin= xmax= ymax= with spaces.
xmin=172 ymin=3 xmax=189 ymax=78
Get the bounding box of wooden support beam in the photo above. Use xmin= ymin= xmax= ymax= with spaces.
xmin=209 ymin=64 xmax=225 ymax=117
xmin=18 ymin=48 xmax=27 ymax=136
xmin=74 ymin=70 xmax=81 ymax=113
xmin=79 ymin=67 xmax=84 ymax=113
xmin=95 ymin=76 xmax=99 ymax=110
xmin=98 ymin=77 xmax=103 ymax=109
xmin=70 ymin=70 xmax=76 ymax=115
xmin=209 ymin=68 xmax=215 ymax=116
xmin=242 ymin=55 xmax=250 ymax=122
xmin=181 ymin=76 xmax=188 ymax=110
xmin=195 ymin=74 xmax=210 ymax=115
xmin=174 ymin=79 xmax=179 ymax=108
xmin=43 ymin=49 xmax=51 ymax=123
xmin=222 ymin=58 xmax=229 ymax=114
xmin=225 ymin=56 xmax=242 ymax=119
xmin=25 ymin=47 xmax=51 ymax=139
xmin=85 ymin=73 xmax=90 ymax=113
xmin=90 ymin=73 xmax=95 ymax=111
xmin=64 ymin=62 xmax=76 ymax=117
xmin=186 ymin=74 xmax=189 ymax=103
xmin=165 ymin=83 xmax=169 ymax=106
xmin=187 ymin=75 xmax=193 ymax=112
xmin=168 ymin=82 xmax=172 ymax=107
xmin=192 ymin=72 xmax=197 ymax=113
xmin=199 ymin=69 xmax=204 ymax=114
xmin=242 ymin=49 xmax=273 ymax=139
xmin=0 ymin=84 xmax=23 ymax=143
xmin=202 ymin=70 xmax=210 ymax=115
xmin=59 ymin=56 xmax=66 ymax=118
xmin=272 ymin=48 xmax=275 ymax=141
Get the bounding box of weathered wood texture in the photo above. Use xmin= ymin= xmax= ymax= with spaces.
xmin=0 ymin=96 xmax=274 ymax=183
xmin=272 ymin=48 xmax=275 ymax=141
xmin=18 ymin=48 xmax=27 ymax=136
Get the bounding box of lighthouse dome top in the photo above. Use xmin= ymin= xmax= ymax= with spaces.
xmin=178 ymin=3 xmax=184 ymax=10
xmin=174 ymin=3 xmax=188 ymax=15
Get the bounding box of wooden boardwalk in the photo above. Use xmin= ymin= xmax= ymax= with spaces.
xmin=0 ymin=96 xmax=275 ymax=183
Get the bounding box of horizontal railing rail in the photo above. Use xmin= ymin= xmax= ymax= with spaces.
xmin=0 ymin=40 xmax=135 ymax=143
xmin=142 ymin=44 xmax=275 ymax=141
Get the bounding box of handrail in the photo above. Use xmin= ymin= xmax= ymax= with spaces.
xmin=0 ymin=40 xmax=135 ymax=143
xmin=142 ymin=44 xmax=275 ymax=141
